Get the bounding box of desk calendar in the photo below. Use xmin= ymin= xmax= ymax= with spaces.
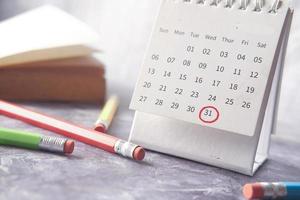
xmin=129 ymin=0 xmax=293 ymax=175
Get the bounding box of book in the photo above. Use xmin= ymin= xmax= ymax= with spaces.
xmin=0 ymin=5 xmax=105 ymax=103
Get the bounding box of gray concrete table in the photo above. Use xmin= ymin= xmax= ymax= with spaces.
xmin=0 ymin=101 xmax=300 ymax=200
xmin=0 ymin=1 xmax=300 ymax=199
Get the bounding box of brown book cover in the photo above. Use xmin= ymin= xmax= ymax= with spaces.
xmin=0 ymin=56 xmax=106 ymax=103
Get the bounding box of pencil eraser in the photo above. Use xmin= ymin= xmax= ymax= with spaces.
xmin=243 ymin=183 xmax=264 ymax=200
xmin=94 ymin=124 xmax=106 ymax=133
xmin=133 ymin=146 xmax=145 ymax=161
xmin=64 ymin=140 xmax=75 ymax=154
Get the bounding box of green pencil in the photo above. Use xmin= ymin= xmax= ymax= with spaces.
xmin=0 ymin=127 xmax=74 ymax=154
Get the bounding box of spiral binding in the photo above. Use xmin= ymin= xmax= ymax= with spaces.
xmin=225 ymin=0 xmax=234 ymax=8
xmin=269 ymin=0 xmax=280 ymax=13
xmin=254 ymin=0 xmax=263 ymax=12
xmin=177 ymin=0 xmax=283 ymax=13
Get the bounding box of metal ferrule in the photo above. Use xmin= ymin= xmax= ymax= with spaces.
xmin=38 ymin=136 xmax=67 ymax=153
xmin=95 ymin=119 xmax=109 ymax=129
xmin=272 ymin=183 xmax=287 ymax=199
xmin=261 ymin=182 xmax=274 ymax=198
xmin=262 ymin=182 xmax=287 ymax=199
xmin=114 ymin=140 xmax=138 ymax=159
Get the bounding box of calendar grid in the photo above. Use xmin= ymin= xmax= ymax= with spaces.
xmin=130 ymin=0 xmax=288 ymax=136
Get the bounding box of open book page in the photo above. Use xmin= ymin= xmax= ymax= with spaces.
xmin=0 ymin=5 xmax=100 ymax=67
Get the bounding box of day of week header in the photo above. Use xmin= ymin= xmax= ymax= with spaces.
xmin=159 ymin=27 xmax=267 ymax=48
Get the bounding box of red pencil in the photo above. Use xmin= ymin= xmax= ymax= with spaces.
xmin=0 ymin=100 xmax=145 ymax=161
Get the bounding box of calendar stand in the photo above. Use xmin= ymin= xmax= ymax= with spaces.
xmin=129 ymin=1 xmax=293 ymax=176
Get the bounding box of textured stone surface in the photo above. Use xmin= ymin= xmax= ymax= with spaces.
xmin=0 ymin=2 xmax=300 ymax=199
xmin=0 ymin=102 xmax=299 ymax=200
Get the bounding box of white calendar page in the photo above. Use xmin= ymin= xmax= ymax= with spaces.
xmin=130 ymin=0 xmax=289 ymax=136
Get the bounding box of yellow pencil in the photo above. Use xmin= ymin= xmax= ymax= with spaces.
xmin=94 ymin=95 xmax=119 ymax=133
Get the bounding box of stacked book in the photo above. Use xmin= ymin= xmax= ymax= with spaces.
xmin=0 ymin=6 xmax=105 ymax=103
